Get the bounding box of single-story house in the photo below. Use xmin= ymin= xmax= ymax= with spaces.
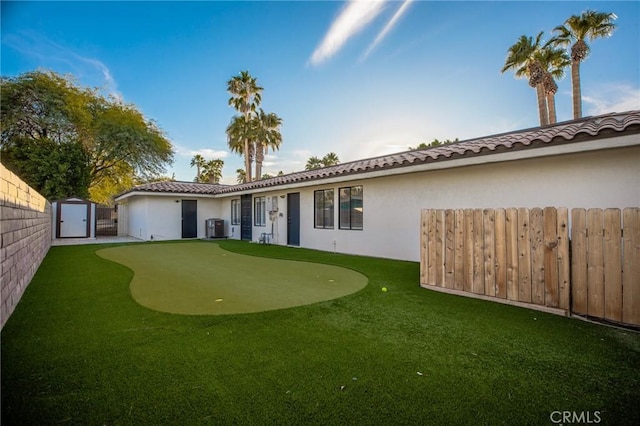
xmin=115 ymin=110 xmax=640 ymax=262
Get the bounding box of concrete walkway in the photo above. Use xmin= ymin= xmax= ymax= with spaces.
xmin=51 ymin=236 xmax=144 ymax=246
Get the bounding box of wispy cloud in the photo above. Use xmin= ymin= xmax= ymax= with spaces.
xmin=583 ymin=83 xmax=640 ymax=115
xmin=175 ymin=145 xmax=229 ymax=160
xmin=361 ymin=0 xmax=413 ymax=60
xmin=2 ymin=30 xmax=122 ymax=100
xmin=309 ymin=0 xmax=386 ymax=66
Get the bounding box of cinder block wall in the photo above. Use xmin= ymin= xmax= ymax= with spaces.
xmin=1 ymin=164 xmax=51 ymax=329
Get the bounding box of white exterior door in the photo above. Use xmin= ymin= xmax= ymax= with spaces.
xmin=60 ymin=203 xmax=88 ymax=237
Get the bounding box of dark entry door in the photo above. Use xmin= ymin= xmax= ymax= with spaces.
xmin=240 ymin=194 xmax=252 ymax=241
xmin=287 ymin=192 xmax=300 ymax=246
xmin=182 ymin=200 xmax=197 ymax=238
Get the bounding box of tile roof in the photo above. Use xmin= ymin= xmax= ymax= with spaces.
xmin=120 ymin=181 xmax=227 ymax=195
xmin=216 ymin=110 xmax=640 ymax=194
xmin=116 ymin=110 xmax=639 ymax=199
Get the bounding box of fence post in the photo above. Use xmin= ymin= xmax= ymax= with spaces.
xmin=622 ymin=208 xmax=640 ymax=325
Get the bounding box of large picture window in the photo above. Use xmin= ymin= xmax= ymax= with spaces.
xmin=254 ymin=196 xmax=266 ymax=226
xmin=314 ymin=189 xmax=334 ymax=229
xmin=339 ymin=186 xmax=363 ymax=230
xmin=231 ymin=199 xmax=240 ymax=225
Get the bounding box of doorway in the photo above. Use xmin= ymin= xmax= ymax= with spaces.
xmin=240 ymin=194 xmax=253 ymax=241
xmin=181 ymin=200 xmax=197 ymax=238
xmin=287 ymin=192 xmax=300 ymax=246
xmin=58 ymin=202 xmax=90 ymax=238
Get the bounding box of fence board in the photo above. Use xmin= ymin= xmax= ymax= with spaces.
xmin=543 ymin=207 xmax=559 ymax=308
xmin=435 ymin=210 xmax=445 ymax=287
xmin=494 ymin=209 xmax=507 ymax=299
xmin=463 ymin=209 xmax=474 ymax=293
xmin=518 ymin=208 xmax=531 ymax=303
xmin=473 ymin=209 xmax=485 ymax=294
xmin=427 ymin=210 xmax=437 ymax=286
xmin=454 ymin=210 xmax=464 ymax=290
xmin=444 ymin=210 xmax=455 ymax=289
xmin=603 ymin=209 xmax=622 ymax=322
xmin=454 ymin=210 xmax=465 ymax=291
xmin=419 ymin=206 xmax=638 ymax=327
xmin=557 ymin=208 xmax=570 ymax=311
xmin=587 ymin=209 xmax=605 ymax=318
xmin=506 ymin=208 xmax=519 ymax=301
xmin=530 ymin=208 xmax=545 ymax=305
xmin=571 ymin=209 xmax=588 ymax=315
xmin=420 ymin=210 xmax=428 ymax=285
xmin=623 ymin=208 xmax=640 ymax=325
xmin=483 ymin=209 xmax=496 ymax=297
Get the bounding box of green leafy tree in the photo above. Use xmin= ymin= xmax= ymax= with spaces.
xmin=89 ymin=161 xmax=136 ymax=204
xmin=227 ymin=70 xmax=262 ymax=183
xmin=550 ymin=10 xmax=617 ymax=119
xmin=1 ymin=70 xmax=174 ymax=200
xmin=3 ymin=138 xmax=91 ymax=199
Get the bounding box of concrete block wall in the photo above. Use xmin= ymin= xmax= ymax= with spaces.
xmin=1 ymin=164 xmax=52 ymax=329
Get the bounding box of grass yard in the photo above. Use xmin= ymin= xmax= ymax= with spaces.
xmin=2 ymin=240 xmax=639 ymax=425
xmin=97 ymin=243 xmax=367 ymax=315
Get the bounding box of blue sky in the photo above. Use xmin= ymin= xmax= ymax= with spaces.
xmin=2 ymin=1 xmax=639 ymax=185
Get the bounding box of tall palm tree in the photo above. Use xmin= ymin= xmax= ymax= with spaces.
xmin=537 ymin=45 xmax=570 ymax=124
xmin=254 ymin=109 xmax=283 ymax=180
xmin=226 ymin=115 xmax=256 ymax=175
xmin=550 ymin=10 xmax=617 ymax=119
xmin=190 ymin=154 xmax=206 ymax=182
xmin=227 ymin=70 xmax=263 ymax=182
xmin=501 ymin=32 xmax=549 ymax=126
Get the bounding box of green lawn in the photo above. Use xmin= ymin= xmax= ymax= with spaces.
xmin=96 ymin=242 xmax=367 ymax=315
xmin=2 ymin=240 xmax=639 ymax=425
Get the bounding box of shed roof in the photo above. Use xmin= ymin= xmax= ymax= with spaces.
xmin=116 ymin=110 xmax=640 ymax=200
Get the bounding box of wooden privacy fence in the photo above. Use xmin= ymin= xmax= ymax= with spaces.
xmin=420 ymin=207 xmax=640 ymax=327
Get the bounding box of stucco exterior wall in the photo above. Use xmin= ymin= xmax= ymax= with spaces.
xmin=1 ymin=164 xmax=51 ymax=329
xmin=217 ymin=146 xmax=639 ymax=261
xmin=121 ymin=194 xmax=221 ymax=241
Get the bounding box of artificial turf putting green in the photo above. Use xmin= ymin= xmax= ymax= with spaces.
xmin=96 ymin=242 xmax=367 ymax=315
